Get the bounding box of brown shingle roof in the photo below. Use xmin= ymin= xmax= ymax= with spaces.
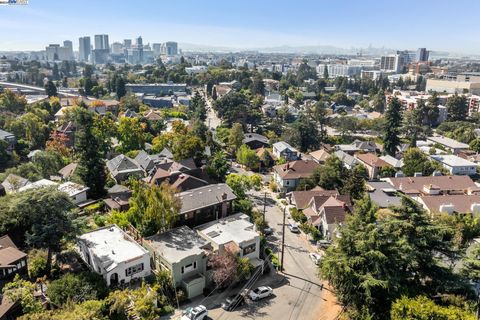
xmin=291 ymin=190 xmax=339 ymax=209
xmin=273 ymin=160 xmax=320 ymax=180
xmin=0 ymin=235 xmax=17 ymax=250
xmin=355 ymin=153 xmax=390 ymax=168
xmin=309 ymin=149 xmax=331 ymax=163
xmin=420 ymin=195 xmax=480 ymax=214
xmin=387 ymin=175 xmax=477 ymax=194
xmin=0 ymin=247 xmax=26 ymax=266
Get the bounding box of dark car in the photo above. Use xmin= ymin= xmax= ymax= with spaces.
xmin=221 ymin=294 xmax=246 ymax=311
xmin=263 ymin=227 xmax=273 ymax=236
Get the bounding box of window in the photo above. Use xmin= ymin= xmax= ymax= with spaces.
xmin=125 ymin=263 xmax=144 ymax=277
xmin=242 ymin=243 xmax=256 ymax=256
xmin=182 ymin=261 xmax=197 ymax=274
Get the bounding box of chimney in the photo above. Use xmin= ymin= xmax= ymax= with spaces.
xmin=221 ymin=192 xmax=227 ymax=200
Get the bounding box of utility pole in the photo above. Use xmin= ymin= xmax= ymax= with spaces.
xmin=280 ymin=206 xmax=286 ymax=272
xmin=263 ymin=191 xmax=267 ymax=225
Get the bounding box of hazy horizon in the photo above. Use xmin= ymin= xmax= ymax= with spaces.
xmin=0 ymin=0 xmax=479 ymax=55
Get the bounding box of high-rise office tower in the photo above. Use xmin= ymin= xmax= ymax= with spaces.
xmin=416 ymin=48 xmax=429 ymax=62
xmin=161 ymin=42 xmax=178 ymax=56
xmin=123 ymin=39 xmax=132 ymax=49
xmin=94 ymin=34 xmax=109 ymax=51
xmin=78 ymin=36 xmax=91 ymax=62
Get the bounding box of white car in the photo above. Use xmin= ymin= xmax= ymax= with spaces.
xmin=248 ymin=286 xmax=273 ymax=301
xmin=181 ymin=305 xmax=208 ymax=320
xmin=288 ymin=223 xmax=300 ymax=233
xmin=309 ymin=252 xmax=322 ymax=265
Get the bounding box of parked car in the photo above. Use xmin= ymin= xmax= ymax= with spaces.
xmin=263 ymin=227 xmax=273 ymax=236
xmin=309 ymin=252 xmax=322 ymax=265
xmin=316 ymin=240 xmax=332 ymax=248
xmin=181 ymin=305 xmax=208 ymax=320
xmin=222 ymin=294 xmax=246 ymax=311
xmin=248 ymin=286 xmax=273 ymax=301
xmin=288 ymin=223 xmax=300 ymax=233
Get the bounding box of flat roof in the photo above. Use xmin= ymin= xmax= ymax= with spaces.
xmin=430 ymin=154 xmax=478 ymax=167
xmin=427 ymin=136 xmax=469 ymax=149
xmin=58 ymin=181 xmax=89 ymax=197
xmin=77 ymin=225 xmax=148 ymax=272
xmin=145 ymin=226 xmax=209 ymax=264
xmin=197 ymin=213 xmax=258 ymax=246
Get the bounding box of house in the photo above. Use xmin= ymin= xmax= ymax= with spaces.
xmin=58 ymin=162 xmax=79 ymax=181
xmin=385 ymin=175 xmax=479 ymax=197
xmin=289 ymin=187 xmax=339 ymax=210
xmin=379 ymin=155 xmax=404 ymax=169
xmin=134 ymin=150 xmax=164 ymax=173
xmin=1 ymin=174 xmax=30 ymax=194
xmin=427 ymin=136 xmax=469 ymax=154
xmin=55 ymin=121 xmax=76 ymax=148
xmin=429 ymin=154 xmax=478 ymax=176
xmin=417 ymin=194 xmax=480 ymax=216
xmin=57 ymin=182 xmax=89 ymax=204
xmin=242 ymin=133 xmax=269 ymax=149
xmin=145 ymin=226 xmax=211 ymax=299
xmin=175 ymin=184 xmax=236 ymax=228
xmin=334 ymin=150 xmax=358 ymax=169
xmin=365 ymin=181 xmax=402 ymax=208
xmin=143 ymin=109 xmax=163 ymax=122
xmin=146 ymin=158 xmax=198 ymax=186
xmin=0 ymin=235 xmax=27 ymax=281
xmin=77 ymin=225 xmax=151 ymax=286
xmin=0 ymin=129 xmax=16 ymax=153
xmin=352 ymin=139 xmax=378 ymax=153
xmin=106 ymin=154 xmax=144 ymax=182
xmin=197 ymin=213 xmax=263 ymax=269
xmin=17 ymin=179 xmax=57 ymax=192
xmin=170 ymin=174 xmax=209 ymax=192
xmin=272 ymin=141 xmax=299 ymax=161
xmin=273 ymin=160 xmax=320 ymax=192
xmin=308 ymin=149 xmax=331 ymax=164
xmin=303 ymin=195 xmax=352 ymax=240
xmin=0 ymin=293 xmax=20 ymax=320
xmin=355 ymin=153 xmax=392 ymax=179
xmin=334 ymin=144 xmax=360 ymax=155
xmin=104 ymin=184 xmax=132 ymax=212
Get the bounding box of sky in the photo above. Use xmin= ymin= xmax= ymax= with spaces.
xmin=0 ymin=0 xmax=479 ymax=54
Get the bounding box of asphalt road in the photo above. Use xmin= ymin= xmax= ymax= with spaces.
xmin=207 ymin=188 xmax=327 ymax=320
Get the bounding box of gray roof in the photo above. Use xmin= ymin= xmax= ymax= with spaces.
xmin=243 ymin=133 xmax=269 ymax=145
xmin=334 ymin=150 xmax=358 ymax=167
xmin=366 ymin=181 xmax=402 ymax=208
xmin=177 ymin=183 xmax=236 ymax=214
xmin=273 ymin=141 xmax=297 ymax=153
xmin=145 ymin=226 xmax=209 ymax=264
xmin=134 ymin=150 xmax=162 ymax=172
xmin=1 ymin=174 xmax=30 ymax=193
xmin=108 ymin=184 xmax=130 ymax=195
xmin=159 ymin=147 xmax=174 ymax=159
xmin=0 ymin=129 xmax=14 ymax=140
xmin=106 ymin=154 xmax=142 ymax=177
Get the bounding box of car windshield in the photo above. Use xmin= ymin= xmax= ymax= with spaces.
xmin=253 ymin=288 xmax=261 ymax=293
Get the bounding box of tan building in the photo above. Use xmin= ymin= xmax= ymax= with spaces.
xmin=426 ymin=79 xmax=480 ymax=95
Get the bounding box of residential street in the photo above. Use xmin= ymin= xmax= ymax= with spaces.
xmin=205 ymin=187 xmax=339 ymax=320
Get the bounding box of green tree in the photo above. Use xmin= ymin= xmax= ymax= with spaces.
xmin=115 ymin=76 xmax=126 ymax=99
xmin=383 ymin=96 xmax=402 ymax=156
xmin=207 ymin=151 xmax=230 ymax=182
xmin=236 ymin=144 xmax=260 ymax=170
xmin=32 ymin=150 xmax=65 ymax=178
xmin=461 ymin=242 xmax=480 ymax=283
xmin=107 ymin=283 xmax=163 ymax=320
xmin=46 ymin=272 xmax=108 ymax=307
xmin=0 ymin=187 xmax=75 ymax=275
xmin=401 ymin=148 xmax=437 ymax=176
xmin=323 ymin=65 xmax=329 ymax=79
xmin=311 ymin=155 xmax=347 ymax=190
xmin=391 ymin=296 xmax=475 ymax=320
xmin=75 ymin=109 xmax=107 ymax=198
xmin=0 ymin=89 xmax=27 ymax=113
xmin=226 ymin=173 xmax=261 ymax=199
xmin=469 ymin=138 xmax=480 ymax=153
xmin=44 ymin=80 xmax=57 ymax=97
xmin=446 ymin=94 xmax=468 ymax=121
xmin=117 ymin=117 xmax=145 ymax=153
xmin=128 ymin=182 xmax=181 ymax=237
xmin=228 ymin=123 xmax=244 ymax=153
xmin=190 ymin=91 xmax=207 ymax=121
xmin=342 ymin=164 xmax=368 ymax=200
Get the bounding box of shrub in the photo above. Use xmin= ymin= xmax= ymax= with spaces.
xmin=160 ymin=305 xmax=175 ymax=315
xmin=84 ymin=201 xmax=104 ymax=215
xmin=94 ymin=214 xmax=107 ymax=227
xmin=290 ymin=208 xmax=307 ymax=224
xmin=28 ymin=249 xmax=48 ymax=279
xmin=265 ymin=248 xmax=281 ymax=269
xmin=175 ymin=288 xmax=188 ymax=304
